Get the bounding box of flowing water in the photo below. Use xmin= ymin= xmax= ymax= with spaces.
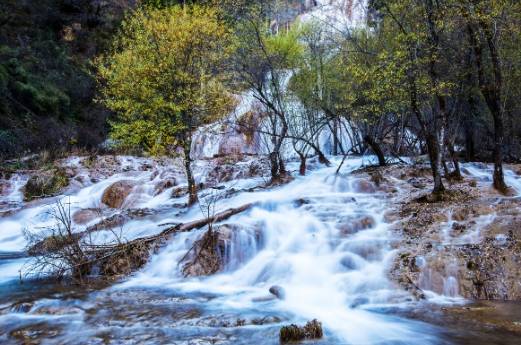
xmin=2 ymin=156 xmax=521 ymax=344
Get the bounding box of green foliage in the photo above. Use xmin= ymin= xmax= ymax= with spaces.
xmin=13 ymin=81 xmax=70 ymax=115
xmin=264 ymin=23 xmax=305 ymax=68
xmin=97 ymin=4 xmax=236 ymax=155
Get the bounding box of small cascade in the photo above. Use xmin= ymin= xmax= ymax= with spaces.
xmin=442 ymin=261 xmax=460 ymax=298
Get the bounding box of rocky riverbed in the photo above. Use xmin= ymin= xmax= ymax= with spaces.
xmin=1 ymin=154 xmax=521 ymax=344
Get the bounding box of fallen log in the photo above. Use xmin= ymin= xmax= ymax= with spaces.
xmin=82 ymin=203 xmax=256 ymax=276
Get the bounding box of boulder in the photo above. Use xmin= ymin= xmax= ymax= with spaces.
xmin=181 ymin=229 xmax=225 ymax=277
xmin=181 ymin=224 xmax=259 ymax=277
xmin=352 ymin=179 xmax=376 ymax=193
xmin=101 ymin=180 xmax=135 ymax=208
xmin=171 ymin=186 xmax=188 ymax=198
xmin=154 ymin=178 xmax=176 ymax=196
xmin=269 ymin=285 xmax=286 ymax=300
xmin=72 ymin=208 xmax=99 ymax=224
xmin=23 ymin=169 xmax=69 ymax=201
xmin=338 ymin=216 xmax=375 ymax=236
xmin=408 ymin=177 xmax=426 ymax=189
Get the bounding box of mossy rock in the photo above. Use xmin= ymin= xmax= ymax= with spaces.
xmin=23 ymin=168 xmax=69 ymax=201
xmin=280 ymin=319 xmax=323 ymax=343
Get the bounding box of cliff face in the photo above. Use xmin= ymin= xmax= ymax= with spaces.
xmin=0 ymin=0 xmax=135 ymax=159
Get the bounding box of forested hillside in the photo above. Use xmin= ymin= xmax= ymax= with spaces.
xmin=0 ymin=0 xmax=135 ymax=158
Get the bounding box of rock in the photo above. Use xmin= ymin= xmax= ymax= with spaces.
xmin=208 ymin=164 xmax=236 ymax=184
xmin=452 ymin=222 xmax=466 ymax=232
xmin=23 ymin=169 xmax=69 ymax=201
xmin=452 ymin=208 xmax=467 ymax=221
xmin=408 ymin=177 xmax=426 ymax=189
xmin=87 ymin=214 xmax=128 ymax=232
xmin=338 ymin=216 xmax=375 ymax=236
xmin=269 ymin=285 xmax=286 ymax=300
xmin=251 ymin=316 xmax=281 ymax=325
xmin=279 ymin=319 xmax=323 ymax=343
xmin=0 ymin=180 xmax=11 ymax=196
xmin=181 ymin=230 xmax=225 ymax=277
xmin=293 ymin=198 xmax=311 ymax=207
xmin=353 ymin=179 xmax=376 ymax=193
xmin=181 ymin=224 xmax=260 ymax=277
xmin=369 ymin=171 xmax=386 ymax=186
xmin=154 ymin=178 xmax=176 ymax=196
xmin=171 ymin=186 xmax=188 ymax=198
xmin=101 ymin=180 xmax=135 ymax=208
xmin=72 ymin=208 xmax=99 ymax=224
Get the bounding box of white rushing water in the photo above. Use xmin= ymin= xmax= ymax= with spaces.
xmin=2 ymin=155 xmax=521 ymax=343
xmin=112 ymin=156 xmax=441 ymax=344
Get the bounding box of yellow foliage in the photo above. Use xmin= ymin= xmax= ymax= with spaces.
xmin=96 ymin=4 xmax=236 ymax=155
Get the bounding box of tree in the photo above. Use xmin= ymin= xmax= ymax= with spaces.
xmin=459 ymin=0 xmax=521 ymax=192
xmin=366 ymin=0 xmax=450 ymax=194
xmin=233 ymin=15 xmax=304 ymax=181
xmin=97 ymin=5 xmax=235 ymax=205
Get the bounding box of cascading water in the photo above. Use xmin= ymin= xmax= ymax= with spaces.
xmin=113 ymin=157 xmax=443 ymax=344
xmin=2 ymin=156 xmax=521 ymax=343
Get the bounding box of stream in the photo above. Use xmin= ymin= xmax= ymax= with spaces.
xmin=1 ymin=156 xmax=521 ymax=344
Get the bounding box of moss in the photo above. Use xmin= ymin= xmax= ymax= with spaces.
xmin=23 ymin=168 xmax=69 ymax=201
xmin=280 ymin=319 xmax=323 ymax=343
xmin=280 ymin=324 xmax=305 ymax=342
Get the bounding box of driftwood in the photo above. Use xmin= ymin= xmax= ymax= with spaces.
xmin=93 ymin=202 xmax=254 ymax=249
xmin=81 ymin=203 xmax=255 ymax=276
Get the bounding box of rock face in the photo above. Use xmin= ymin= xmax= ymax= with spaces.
xmin=101 ymin=180 xmax=135 ymax=208
xmin=23 ymin=169 xmax=69 ymax=201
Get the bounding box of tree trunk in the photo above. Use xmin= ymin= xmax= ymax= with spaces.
xmin=464 ymin=122 xmax=475 ymax=162
xmin=332 ymin=118 xmax=339 ymax=156
xmin=298 ymin=152 xmax=307 ymax=176
xmin=279 ymin=156 xmax=286 ymax=176
xmin=426 ymin=133 xmax=445 ymax=194
xmin=363 ymin=135 xmax=386 ymax=166
xmin=269 ymin=151 xmax=280 ymax=180
xmin=468 ymin=21 xmax=507 ymax=192
xmin=489 ymin=99 xmax=508 ymax=191
xmin=183 ymin=138 xmax=198 ymax=206
xmin=447 ymin=142 xmax=462 ymax=179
